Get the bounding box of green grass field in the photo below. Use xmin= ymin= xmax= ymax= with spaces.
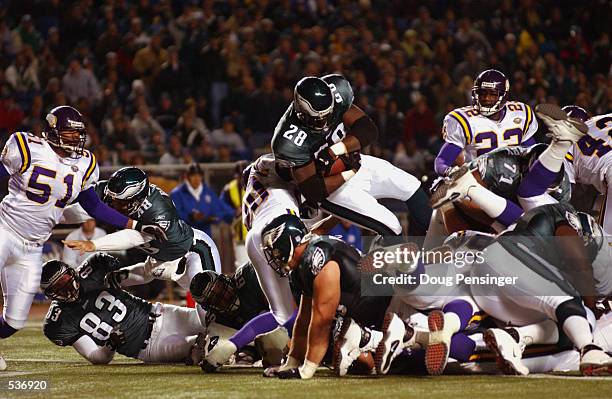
xmin=1 ymin=320 xmax=611 ymax=399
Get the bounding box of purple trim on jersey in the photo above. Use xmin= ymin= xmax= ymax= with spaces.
xmin=497 ymin=200 xmax=523 ymax=226
xmin=521 ymin=136 xmax=536 ymax=147
xmin=449 ymin=332 xmax=476 ymax=362
xmin=77 ymin=187 xmax=129 ymax=228
xmin=0 ymin=163 xmax=9 ymax=178
xmin=518 ymin=160 xmax=558 ymax=198
xmin=442 ymin=299 xmax=473 ymax=331
xmin=0 ymin=316 xmax=18 ymax=338
xmin=229 ymin=311 xmax=279 ymax=349
xmin=434 ymin=143 xmax=463 ymax=175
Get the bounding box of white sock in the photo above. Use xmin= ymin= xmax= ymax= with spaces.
xmin=466 ymin=185 xmax=507 ymax=218
xmin=538 ymin=141 xmax=573 ymax=172
xmin=562 ymin=316 xmax=594 ymax=350
xmin=444 ymin=312 xmax=461 ymax=335
xmin=469 ymin=333 xmax=487 ymax=351
xmin=515 ymin=320 xmax=559 ymax=346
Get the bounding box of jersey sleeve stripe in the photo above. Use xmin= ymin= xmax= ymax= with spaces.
xmin=14 ymin=133 xmax=31 ymax=174
xmin=82 ymin=151 xmax=97 ymax=188
xmin=565 ymin=153 xmax=574 ymax=163
xmin=523 ymin=104 xmax=533 ymax=135
xmin=449 ymin=111 xmax=472 ymax=144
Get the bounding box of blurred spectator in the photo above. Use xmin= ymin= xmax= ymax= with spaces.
xmin=171 ymin=163 xmax=234 ymax=237
xmin=62 ymin=220 xmax=107 ymax=268
xmin=133 ymin=33 xmax=168 ymax=89
xmin=393 ymin=140 xmax=428 ymax=177
xmin=329 ymin=221 xmax=363 ymax=251
xmin=11 ymin=14 xmax=42 ymax=53
xmin=220 ymin=160 xmax=249 ymax=266
xmin=404 ymin=95 xmax=437 ymax=149
xmin=62 ymin=58 xmax=102 ymax=105
xmin=130 ymin=104 xmax=165 ymax=148
xmin=210 ymin=117 xmax=246 ymax=156
xmin=0 ymin=97 xmax=24 ymax=134
xmin=5 ymin=47 xmax=39 ymax=96
xmin=159 ymin=135 xmax=187 ymax=168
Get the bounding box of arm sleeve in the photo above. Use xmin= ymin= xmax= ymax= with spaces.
xmin=434 ymin=143 xmax=463 ymax=175
xmin=522 ymin=104 xmax=538 ymax=144
xmin=1 ymin=133 xmax=26 ymax=175
xmin=73 ymin=335 xmax=115 ymax=364
xmin=442 ymin=114 xmax=467 ymax=148
xmin=91 ymin=229 xmax=153 ymax=251
xmin=77 ymin=187 xmax=130 ymax=229
xmin=521 ymin=136 xmax=537 ymax=147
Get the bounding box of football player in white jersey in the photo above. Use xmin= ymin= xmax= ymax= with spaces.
xmin=564 ymin=110 xmax=612 ymax=233
xmin=434 ymin=69 xmax=538 ymax=176
xmin=0 ymin=106 xmax=163 ymax=369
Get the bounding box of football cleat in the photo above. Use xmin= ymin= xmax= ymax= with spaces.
xmin=375 ymin=313 xmax=407 ymax=375
xmin=0 ymin=355 xmax=6 ymax=371
xmin=430 ymin=166 xmax=479 ymax=209
xmin=333 ymin=317 xmax=363 ymax=376
xmin=580 ymin=345 xmax=612 ymax=376
xmin=484 ymin=328 xmax=529 ymax=376
xmin=535 ymin=103 xmax=588 ymax=143
xmin=199 ymin=335 xmax=237 ymax=373
xmin=185 ymin=333 xmax=207 ymax=366
xmin=425 ymin=310 xmax=453 ymax=375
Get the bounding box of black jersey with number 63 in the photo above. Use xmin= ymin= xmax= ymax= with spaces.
xmin=96 ymin=181 xmax=194 ymax=261
xmin=43 ymin=254 xmax=153 ymax=358
xmin=272 ymin=75 xmax=354 ymax=173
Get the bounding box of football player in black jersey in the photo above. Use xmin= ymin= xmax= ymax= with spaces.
xmin=190 ymin=262 xmax=289 ymax=368
xmin=258 ymin=214 xmax=395 ymax=379
xmin=272 ymin=74 xmax=431 ymax=237
xmin=470 ymin=202 xmax=612 ymax=376
xmin=41 ymin=253 xmax=206 ymax=364
xmin=63 ymin=167 xmax=221 ymax=292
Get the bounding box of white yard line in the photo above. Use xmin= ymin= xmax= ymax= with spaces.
xmin=524 ymin=374 xmax=612 ymax=381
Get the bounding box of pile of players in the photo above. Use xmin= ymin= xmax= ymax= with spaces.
xmin=0 ymin=69 xmax=610 ymax=378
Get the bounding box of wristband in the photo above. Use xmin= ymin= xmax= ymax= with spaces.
xmin=340 ymin=170 xmax=356 ymax=182
xmin=298 ymin=359 xmax=318 ymax=379
xmin=132 ymin=220 xmax=138 ymax=230
xmin=329 ymin=142 xmax=348 ymax=157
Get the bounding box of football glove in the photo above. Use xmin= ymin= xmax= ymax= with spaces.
xmin=316 ymin=148 xmax=337 ymax=176
xmin=106 ymin=327 xmax=126 ymax=351
xmin=104 ymin=269 xmax=128 ymax=290
xmin=340 ymin=152 xmax=361 ymax=171
xmin=200 ymin=336 xmax=237 ymax=373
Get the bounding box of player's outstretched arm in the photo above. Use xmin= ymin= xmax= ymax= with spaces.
xmin=64 ymin=229 xmax=153 ymax=254
xmin=73 ymin=335 xmax=115 ymax=365
xmin=434 ymin=142 xmax=463 ymax=175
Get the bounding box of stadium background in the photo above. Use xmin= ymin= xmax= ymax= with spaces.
xmin=0 ymin=0 xmax=610 ymax=303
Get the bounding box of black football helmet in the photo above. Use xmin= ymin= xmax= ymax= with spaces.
xmin=472 ymin=69 xmax=509 ymax=117
xmin=104 ymin=167 xmax=150 ymax=215
xmin=40 ymin=260 xmax=80 ymax=303
xmin=261 ymin=214 xmax=308 ymax=277
xmin=562 ymin=105 xmax=588 ymax=122
xmin=43 ymin=105 xmax=87 ymax=158
xmin=190 ymin=271 xmax=240 ymax=313
xmin=293 ymin=76 xmax=334 ymax=131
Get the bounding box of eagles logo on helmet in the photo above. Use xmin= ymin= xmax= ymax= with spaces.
xmin=104 ymin=167 xmax=150 ymax=216
xmin=293 ymin=76 xmax=335 ymax=132
xmin=261 ymin=214 xmax=308 ymax=277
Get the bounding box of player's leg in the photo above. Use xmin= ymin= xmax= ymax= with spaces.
xmin=202 ymin=213 xmax=298 ymax=371
xmin=0 ymin=231 xmax=16 ymax=341
xmin=600 ymin=167 xmax=612 ymax=234
xmin=517 ymin=104 xmax=587 ymax=201
xmin=139 ymin=304 xmax=205 ymax=363
xmin=191 ymin=228 xmax=222 ymax=273
xmin=361 ymin=155 xmax=432 ymax=234
xmin=322 ymin=184 xmax=402 ymax=236
xmin=1 ymin=244 xmax=42 ymax=334
xmin=431 ymin=166 xmax=523 ymax=226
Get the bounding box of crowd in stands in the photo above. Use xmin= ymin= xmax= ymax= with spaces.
xmin=0 ymin=0 xmax=609 ymax=181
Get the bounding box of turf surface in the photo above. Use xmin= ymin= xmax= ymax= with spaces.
xmin=1 ymin=323 xmax=611 ymax=399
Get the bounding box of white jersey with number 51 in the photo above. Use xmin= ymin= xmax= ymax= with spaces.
xmin=0 ymin=132 xmax=99 ymax=242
